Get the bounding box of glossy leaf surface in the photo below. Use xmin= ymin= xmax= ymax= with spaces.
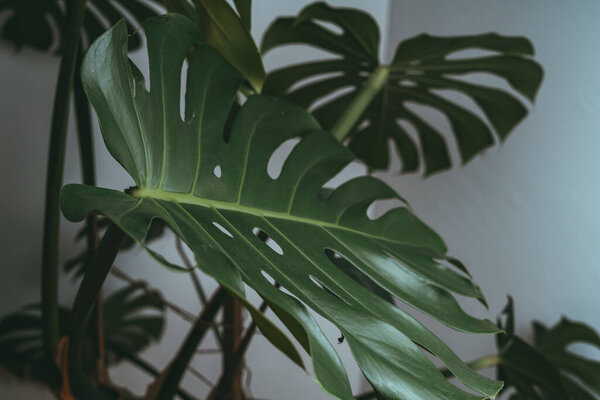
xmin=62 ymin=14 xmax=502 ymax=399
xmin=261 ymin=2 xmax=543 ymax=173
xmin=164 ymin=0 xmax=266 ymax=91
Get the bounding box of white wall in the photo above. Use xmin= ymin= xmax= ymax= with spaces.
xmin=3 ymin=1 xmax=599 ymax=399
xmin=380 ymin=0 xmax=600 ymax=375
xmin=0 ymin=1 xmax=390 ymax=399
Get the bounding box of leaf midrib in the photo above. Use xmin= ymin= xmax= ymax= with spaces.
xmin=134 ymin=187 xmax=397 ymax=245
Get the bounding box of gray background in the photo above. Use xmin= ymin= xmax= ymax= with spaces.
xmin=0 ymin=1 xmax=598 ymax=398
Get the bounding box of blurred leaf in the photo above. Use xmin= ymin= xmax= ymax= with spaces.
xmin=495 ymin=298 xmax=600 ymax=399
xmin=534 ymin=318 xmax=600 ymax=398
xmin=261 ymin=2 xmax=543 ymax=174
xmin=233 ymin=0 xmax=251 ymax=30
xmin=0 ymin=284 xmax=165 ymax=386
xmin=164 ymin=0 xmax=265 ymax=92
xmin=0 ymin=0 xmax=163 ymax=53
xmin=103 ymin=283 xmax=165 ymax=364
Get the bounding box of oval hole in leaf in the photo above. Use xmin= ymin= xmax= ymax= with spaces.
xmin=399 ymin=80 xmax=417 ymax=87
xmin=289 ymin=71 xmax=344 ymax=93
xmin=312 ymin=19 xmax=344 ymax=36
xmin=308 ymin=85 xmax=354 ymax=112
xmin=213 ymin=165 xmax=222 ymax=178
xmin=567 ymin=343 xmax=600 ymax=361
xmin=325 ymin=249 xmax=394 ymax=304
xmin=252 ymin=227 xmax=284 ymax=255
xmin=445 ymin=48 xmax=498 ymax=60
xmin=261 ymin=270 xmax=277 ymax=285
xmin=309 ymin=273 xmax=352 ymax=307
xmin=268 ymin=137 xmax=301 ymax=179
xmin=180 ymin=59 xmax=188 ymax=121
xmin=212 ymin=222 xmax=233 ymax=238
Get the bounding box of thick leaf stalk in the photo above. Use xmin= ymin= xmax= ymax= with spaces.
xmin=68 ymin=223 xmax=124 ymax=396
xmin=41 ymin=0 xmax=88 ymax=369
xmin=331 ymin=65 xmax=389 ymax=142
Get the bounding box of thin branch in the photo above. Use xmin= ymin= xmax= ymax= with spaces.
xmin=209 ymin=284 xmax=280 ymax=399
xmin=187 ymin=366 xmax=213 ymax=387
xmin=440 ymin=354 xmax=500 ymax=378
xmin=153 ymin=287 xmax=227 ymax=399
xmin=175 ymin=237 xmax=208 ymax=303
xmin=175 ymin=237 xmax=223 ymax=346
xmin=106 ymin=341 xmax=199 ymax=400
xmin=110 ymin=266 xmax=196 ymax=324
xmin=195 ymin=349 xmax=221 ymax=354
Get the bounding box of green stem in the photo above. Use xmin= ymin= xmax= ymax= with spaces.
xmin=330 ymin=65 xmax=389 ymax=142
xmin=68 ymin=223 xmax=124 ymax=396
xmin=440 ymin=354 xmax=500 ymax=378
xmin=69 ymin=225 xmax=124 ymax=351
xmin=41 ymin=0 xmax=88 ymax=365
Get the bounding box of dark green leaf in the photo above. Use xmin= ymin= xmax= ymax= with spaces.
xmin=262 ymin=3 xmax=543 ymax=174
xmin=233 ymin=0 xmax=251 ymax=30
xmin=0 ymin=284 xmax=165 ymax=386
xmin=534 ymin=318 xmax=600 ymax=396
xmin=165 ymin=0 xmax=266 ymax=92
xmin=495 ymin=298 xmax=600 ymax=399
xmin=0 ymin=0 xmax=162 ymax=54
xmin=63 ymin=15 xmax=503 ymax=399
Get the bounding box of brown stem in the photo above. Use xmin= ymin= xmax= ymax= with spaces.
xmin=210 ymin=284 xmax=280 ymax=399
xmin=88 ymin=217 xmax=108 ymax=383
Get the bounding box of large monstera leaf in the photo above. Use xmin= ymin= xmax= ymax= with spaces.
xmin=62 ymin=14 xmax=503 ymax=399
xmin=0 ymin=0 xmax=162 ymax=52
xmin=261 ymin=2 xmax=543 ymax=173
xmin=0 ymin=284 xmax=165 ymax=385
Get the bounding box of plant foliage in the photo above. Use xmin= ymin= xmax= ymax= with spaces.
xmin=261 ymin=2 xmax=543 ymax=173
xmin=59 ymin=14 xmax=506 ymax=399
xmin=0 ymin=0 xmax=162 ymax=52
xmin=0 ymin=284 xmax=165 ymax=385
xmin=496 ymin=298 xmax=600 ymax=399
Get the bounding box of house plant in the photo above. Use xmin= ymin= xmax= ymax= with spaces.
xmin=0 ymin=1 xmax=598 ymax=399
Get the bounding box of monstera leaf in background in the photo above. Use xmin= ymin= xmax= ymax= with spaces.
xmin=261 ymin=2 xmax=543 ymax=173
xmin=494 ymin=298 xmax=600 ymax=399
xmin=164 ymin=0 xmax=265 ymax=91
xmin=0 ymin=0 xmax=163 ymax=52
xmin=0 ymin=284 xmax=165 ymax=386
xmin=60 ymin=14 xmax=505 ymax=399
